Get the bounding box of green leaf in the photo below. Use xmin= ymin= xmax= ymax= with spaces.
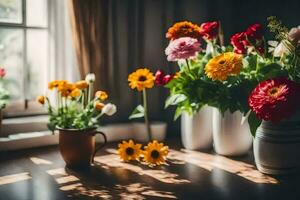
xmin=259 ymin=63 xmax=287 ymax=79
xmin=165 ymin=94 xmax=187 ymax=108
xmin=174 ymin=107 xmax=183 ymax=121
xmin=129 ymin=105 xmax=145 ymax=119
xmin=248 ymin=111 xmax=262 ymax=137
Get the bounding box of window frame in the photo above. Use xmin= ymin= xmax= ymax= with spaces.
xmin=0 ymin=0 xmax=51 ymax=118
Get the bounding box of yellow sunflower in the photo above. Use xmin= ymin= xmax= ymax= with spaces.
xmin=118 ymin=140 xmax=142 ymax=162
xmin=37 ymin=95 xmax=45 ymax=105
xmin=142 ymin=140 xmax=169 ymax=166
xmin=205 ymin=52 xmax=242 ymax=81
xmin=128 ymin=68 xmax=155 ymax=91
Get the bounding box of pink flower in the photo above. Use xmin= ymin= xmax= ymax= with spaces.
xmin=165 ymin=37 xmax=201 ymax=61
xmin=0 ymin=68 xmax=6 ymax=78
xmin=289 ymin=26 xmax=300 ymax=44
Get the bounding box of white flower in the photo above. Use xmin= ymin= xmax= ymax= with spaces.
xmin=85 ymin=73 xmax=96 ymax=83
xmin=101 ymin=103 xmax=117 ymax=116
xmin=273 ymin=42 xmax=289 ymax=57
xmin=289 ymin=26 xmax=300 ymax=44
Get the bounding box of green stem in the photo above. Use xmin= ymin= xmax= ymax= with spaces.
xmin=185 ymin=59 xmax=192 ymax=74
xmin=88 ymin=83 xmax=93 ymax=104
xmin=143 ymin=89 xmax=152 ymax=141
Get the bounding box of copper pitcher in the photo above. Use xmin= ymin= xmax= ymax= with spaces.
xmin=58 ymin=127 xmax=107 ymax=168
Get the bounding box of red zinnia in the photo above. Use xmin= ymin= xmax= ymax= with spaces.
xmin=245 ymin=24 xmax=263 ymax=42
xmin=200 ymin=21 xmax=219 ymax=40
xmin=230 ymin=32 xmax=248 ymax=54
xmin=155 ymin=70 xmax=174 ymax=86
xmin=248 ymin=77 xmax=300 ymax=122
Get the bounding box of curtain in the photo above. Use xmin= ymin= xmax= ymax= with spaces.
xmin=68 ymin=0 xmax=108 ymax=90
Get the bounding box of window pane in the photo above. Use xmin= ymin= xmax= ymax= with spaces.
xmin=0 ymin=28 xmax=24 ymax=100
xmin=0 ymin=0 xmax=22 ymax=23
xmin=26 ymin=0 xmax=48 ymax=27
xmin=26 ymin=29 xmax=48 ymax=100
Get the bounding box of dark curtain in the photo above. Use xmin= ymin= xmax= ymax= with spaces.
xmin=69 ymin=0 xmax=300 ymax=137
xmin=68 ymin=0 xmax=109 ymax=90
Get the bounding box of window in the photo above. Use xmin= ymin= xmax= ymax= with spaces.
xmin=0 ymin=0 xmax=50 ymax=117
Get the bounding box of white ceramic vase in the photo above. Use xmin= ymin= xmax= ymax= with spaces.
xmin=254 ymin=113 xmax=300 ymax=175
xmin=132 ymin=122 xmax=167 ymax=142
xmin=212 ymin=109 xmax=253 ymax=156
xmin=181 ymin=106 xmax=213 ymax=150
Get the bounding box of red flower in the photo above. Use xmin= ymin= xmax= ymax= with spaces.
xmin=155 ymin=70 xmax=165 ymax=86
xmin=162 ymin=75 xmax=173 ymax=85
xmin=230 ymin=32 xmax=248 ymax=54
xmin=155 ymin=70 xmax=174 ymax=86
xmin=249 ymin=77 xmax=300 ymax=122
xmin=0 ymin=68 xmax=6 ymax=78
xmin=200 ymin=21 xmax=219 ymax=40
xmin=245 ymin=24 xmax=263 ymax=42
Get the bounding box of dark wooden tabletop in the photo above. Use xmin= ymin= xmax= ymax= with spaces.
xmin=0 ymin=140 xmax=299 ymax=200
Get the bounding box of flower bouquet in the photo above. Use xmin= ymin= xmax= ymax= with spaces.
xmin=246 ymin=17 xmax=300 ymax=174
xmin=38 ymin=74 xmax=117 ymax=168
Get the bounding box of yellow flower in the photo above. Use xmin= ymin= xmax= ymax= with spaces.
xmin=95 ymin=91 xmax=108 ymax=101
xmin=142 ymin=140 xmax=169 ymax=166
xmin=118 ymin=140 xmax=142 ymax=162
xmin=128 ymin=68 xmax=155 ymax=91
xmin=70 ymin=88 xmax=81 ymax=98
xmin=48 ymin=80 xmax=60 ymax=90
xmin=94 ymin=102 xmax=105 ymax=110
xmin=37 ymin=95 xmax=45 ymax=105
xmin=58 ymin=81 xmax=75 ymax=97
xmin=205 ymin=52 xmax=242 ymax=81
xmin=75 ymin=80 xmax=88 ymax=89
xmin=174 ymin=72 xmax=181 ymax=79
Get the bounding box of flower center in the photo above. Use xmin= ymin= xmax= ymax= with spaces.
xmin=138 ymin=75 xmax=147 ymax=82
xmin=219 ymin=60 xmax=226 ymax=65
xmin=151 ymin=150 xmax=160 ymax=159
xmin=126 ymin=147 xmax=134 ymax=155
xmin=268 ymin=86 xmax=281 ymax=97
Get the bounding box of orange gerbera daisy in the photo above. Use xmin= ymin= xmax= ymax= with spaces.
xmin=166 ymin=21 xmax=202 ymax=40
xmin=205 ymin=52 xmax=242 ymax=81
xmin=128 ymin=68 xmax=155 ymax=91
xmin=94 ymin=102 xmax=105 ymax=110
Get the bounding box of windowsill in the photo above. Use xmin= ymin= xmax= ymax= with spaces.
xmin=0 ymin=122 xmax=134 ymax=151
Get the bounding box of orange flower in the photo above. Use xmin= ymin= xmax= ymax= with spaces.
xmin=48 ymin=80 xmax=60 ymax=90
xmin=37 ymin=95 xmax=45 ymax=105
xmin=70 ymin=88 xmax=81 ymax=98
xmin=58 ymin=81 xmax=75 ymax=97
xmin=95 ymin=91 xmax=108 ymax=101
xmin=94 ymin=102 xmax=105 ymax=110
xmin=75 ymin=80 xmax=88 ymax=89
xmin=166 ymin=21 xmax=202 ymax=40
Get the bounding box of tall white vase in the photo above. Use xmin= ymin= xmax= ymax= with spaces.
xmin=212 ymin=109 xmax=253 ymax=156
xmin=181 ymin=106 xmax=213 ymax=150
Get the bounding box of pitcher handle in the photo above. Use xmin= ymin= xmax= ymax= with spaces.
xmin=92 ymin=130 xmax=107 ymax=163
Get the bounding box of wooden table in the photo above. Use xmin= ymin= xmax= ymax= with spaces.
xmin=0 ymin=140 xmax=299 ymax=200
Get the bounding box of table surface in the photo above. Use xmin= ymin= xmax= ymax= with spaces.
xmin=0 ymin=140 xmax=299 ymax=200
